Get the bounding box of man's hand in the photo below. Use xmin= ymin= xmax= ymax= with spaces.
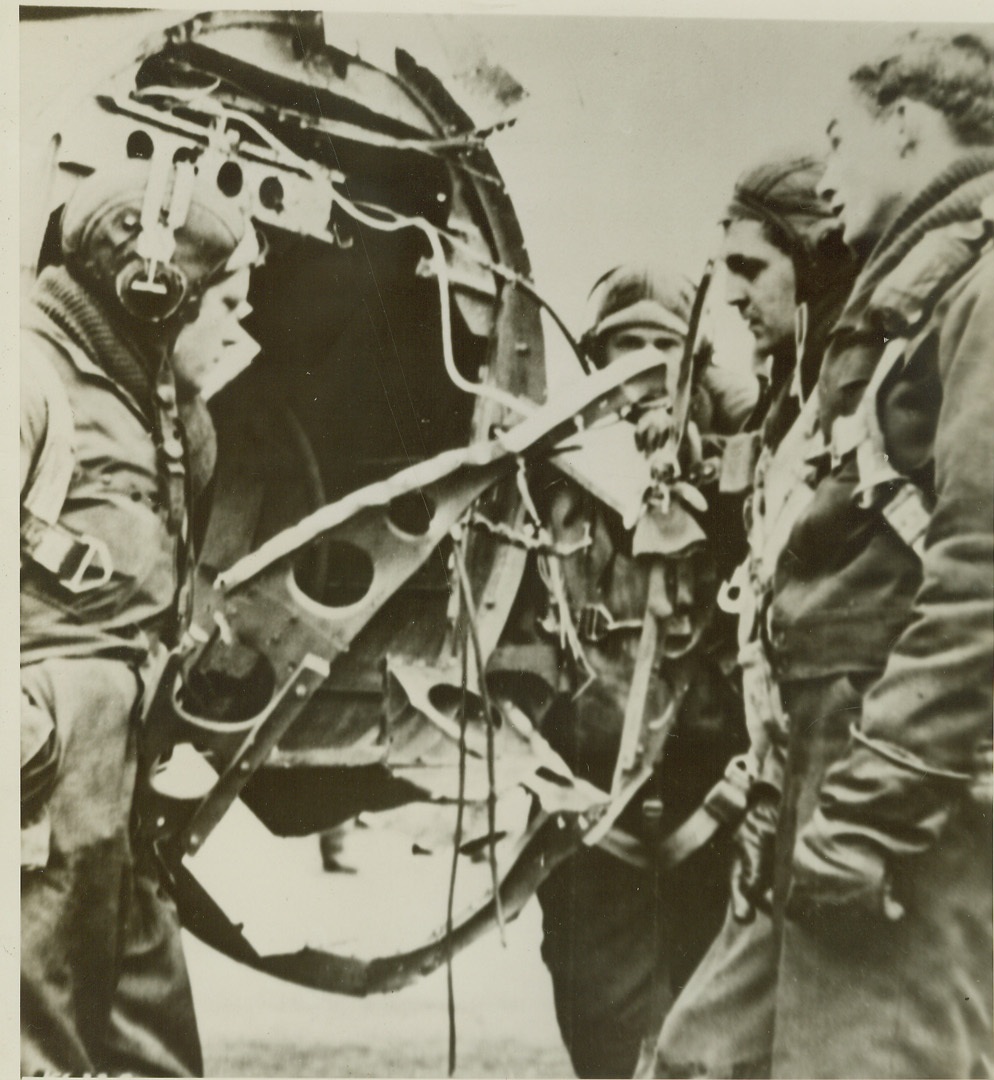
xmin=782 ymin=737 xmax=968 ymax=935
xmin=634 ymin=400 xmax=675 ymax=457
xmin=786 ymin=808 xmax=906 ymax=933
xmin=730 ymin=789 xmax=779 ymax=923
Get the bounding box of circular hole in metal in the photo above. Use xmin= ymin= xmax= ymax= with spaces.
xmin=293 ymin=539 xmax=374 ymax=608
xmin=259 ymin=176 xmax=285 ymax=212
xmin=387 ymin=491 xmax=435 ymax=537
xmin=173 ymin=146 xmax=198 ymax=165
xmin=126 ymin=130 xmax=154 ymax=160
xmin=427 ymin=684 xmax=501 ymax=728
xmin=180 ymin=640 xmax=277 ymax=723
xmin=216 ymin=160 xmax=244 ymax=197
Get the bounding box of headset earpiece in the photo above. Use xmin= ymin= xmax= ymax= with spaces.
xmin=174 ymin=287 xmax=204 ymax=328
xmin=578 ymin=330 xmax=606 ymax=371
xmin=115 ymin=258 xmax=188 ymax=323
xmin=111 ymin=149 xmax=197 ymax=323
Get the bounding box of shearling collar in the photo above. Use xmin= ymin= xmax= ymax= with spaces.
xmin=839 ymin=152 xmax=994 ymax=337
xmin=31 ymin=265 xmax=167 ymax=423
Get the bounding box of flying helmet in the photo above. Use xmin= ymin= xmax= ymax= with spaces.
xmin=60 ymin=152 xmax=260 ymax=325
xmin=724 ymin=154 xmax=858 ymax=395
xmin=724 ymin=155 xmax=850 ymax=304
xmin=580 ymin=264 xmax=694 ymax=368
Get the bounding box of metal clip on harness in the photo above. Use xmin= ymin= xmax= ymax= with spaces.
xmin=575 ymin=602 xmax=643 ymax=644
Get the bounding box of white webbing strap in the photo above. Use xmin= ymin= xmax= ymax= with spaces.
xmin=21 ymin=333 xmax=76 ymax=527
xmin=830 ymin=336 xmax=931 ymax=560
xmin=21 ymin=329 xmax=114 ymax=592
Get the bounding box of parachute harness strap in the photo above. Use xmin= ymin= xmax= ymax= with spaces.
xmin=513 ymin=459 xmax=594 ymax=689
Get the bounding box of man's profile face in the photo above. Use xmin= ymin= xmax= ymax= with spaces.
xmin=171 ymin=266 xmax=254 ymax=397
xmin=819 ymin=90 xmax=907 ymax=255
xmin=721 ymin=218 xmax=797 ymax=364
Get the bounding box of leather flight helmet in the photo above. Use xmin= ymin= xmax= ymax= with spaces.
xmin=580 ymin=264 xmax=693 ymax=368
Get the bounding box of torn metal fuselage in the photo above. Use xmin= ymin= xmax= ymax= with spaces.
xmin=145 ymin=350 xmax=675 ymax=996
xmin=22 ymin=9 xmax=704 ymax=996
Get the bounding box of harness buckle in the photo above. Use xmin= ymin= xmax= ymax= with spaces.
xmin=60 ymin=533 xmax=114 ymax=594
xmin=576 ymin=603 xmax=642 ymax=643
xmin=577 ymin=603 xmax=612 ymax=643
xmin=28 ymin=520 xmax=114 ymax=595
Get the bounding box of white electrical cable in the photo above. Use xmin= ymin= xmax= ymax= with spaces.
xmin=422 ymin=223 xmax=537 ymax=419
xmin=327 ymin=192 xmax=536 ymax=419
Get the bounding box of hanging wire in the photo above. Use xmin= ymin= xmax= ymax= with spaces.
xmin=320 ymin=191 xmax=541 ymax=418
xmin=445 ymin=539 xmax=472 ymax=1078
xmin=467 ymin=509 xmax=592 ymax=555
xmin=430 ymin=227 xmax=592 ymax=376
xmin=422 ymin=223 xmax=537 ymax=419
xmin=450 ymin=536 xmax=506 ymax=944
xmin=132 ymin=78 xmax=223 ymax=104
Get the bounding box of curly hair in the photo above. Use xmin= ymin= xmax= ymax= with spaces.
xmin=850 ymin=32 xmax=994 ymax=147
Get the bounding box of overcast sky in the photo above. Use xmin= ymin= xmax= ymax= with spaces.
xmin=474 ymin=17 xmax=964 ymax=318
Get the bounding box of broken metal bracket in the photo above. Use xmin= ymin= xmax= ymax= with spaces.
xmin=178 ymin=653 xmax=330 ymax=856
